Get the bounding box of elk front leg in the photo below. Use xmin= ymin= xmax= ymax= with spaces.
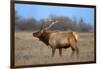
xmin=52 ymin=48 xmax=56 ymax=56
xmin=59 ymin=48 xmax=62 ymax=56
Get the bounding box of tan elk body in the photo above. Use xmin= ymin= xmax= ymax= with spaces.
xmin=33 ymin=19 xmax=79 ymax=57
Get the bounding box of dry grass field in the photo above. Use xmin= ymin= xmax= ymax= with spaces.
xmin=15 ymin=31 xmax=95 ymax=66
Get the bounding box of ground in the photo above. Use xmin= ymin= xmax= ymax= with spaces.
xmin=14 ymin=31 xmax=95 ymax=66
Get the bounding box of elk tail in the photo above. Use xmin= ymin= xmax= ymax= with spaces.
xmin=72 ymin=32 xmax=78 ymax=41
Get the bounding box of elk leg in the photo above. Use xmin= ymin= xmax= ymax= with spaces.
xmin=59 ymin=48 xmax=62 ymax=56
xmin=71 ymin=47 xmax=79 ymax=58
xmin=76 ymin=47 xmax=79 ymax=58
xmin=70 ymin=38 xmax=79 ymax=58
xmin=52 ymin=48 xmax=56 ymax=56
xmin=70 ymin=48 xmax=75 ymax=57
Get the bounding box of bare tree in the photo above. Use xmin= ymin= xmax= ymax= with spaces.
xmin=15 ymin=13 xmax=93 ymax=32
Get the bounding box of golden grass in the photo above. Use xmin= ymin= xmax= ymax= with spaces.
xmin=15 ymin=31 xmax=95 ymax=66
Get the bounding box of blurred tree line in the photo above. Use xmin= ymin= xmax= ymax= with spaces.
xmin=15 ymin=12 xmax=93 ymax=32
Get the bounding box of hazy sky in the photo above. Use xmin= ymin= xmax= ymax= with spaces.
xmin=15 ymin=3 xmax=94 ymax=25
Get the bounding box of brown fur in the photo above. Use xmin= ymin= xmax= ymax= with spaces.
xmin=33 ymin=29 xmax=79 ymax=57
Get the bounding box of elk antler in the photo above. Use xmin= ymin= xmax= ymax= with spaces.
xmin=39 ymin=23 xmax=44 ymax=31
xmin=45 ymin=20 xmax=59 ymax=30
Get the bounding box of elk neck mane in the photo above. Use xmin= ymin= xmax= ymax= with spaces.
xmin=38 ymin=30 xmax=51 ymax=46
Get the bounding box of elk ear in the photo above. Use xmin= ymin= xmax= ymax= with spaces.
xmin=40 ymin=29 xmax=44 ymax=33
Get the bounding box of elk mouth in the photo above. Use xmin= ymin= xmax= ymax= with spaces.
xmin=32 ymin=32 xmax=37 ymax=37
xmin=33 ymin=32 xmax=41 ymax=38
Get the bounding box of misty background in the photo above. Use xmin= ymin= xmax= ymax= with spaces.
xmin=15 ymin=4 xmax=94 ymax=32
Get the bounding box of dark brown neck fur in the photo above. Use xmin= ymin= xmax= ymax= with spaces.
xmin=38 ymin=31 xmax=51 ymax=45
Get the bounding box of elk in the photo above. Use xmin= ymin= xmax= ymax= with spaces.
xmin=32 ymin=19 xmax=79 ymax=57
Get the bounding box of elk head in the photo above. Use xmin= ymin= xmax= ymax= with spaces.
xmin=33 ymin=24 xmax=44 ymax=38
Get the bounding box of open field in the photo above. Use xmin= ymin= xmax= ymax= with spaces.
xmin=15 ymin=31 xmax=95 ymax=66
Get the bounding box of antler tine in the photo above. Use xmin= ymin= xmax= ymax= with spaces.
xmin=40 ymin=23 xmax=44 ymax=30
xmin=45 ymin=20 xmax=59 ymax=30
xmin=39 ymin=17 xmax=49 ymax=30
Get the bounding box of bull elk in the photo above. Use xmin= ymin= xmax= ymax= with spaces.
xmin=32 ymin=19 xmax=79 ymax=57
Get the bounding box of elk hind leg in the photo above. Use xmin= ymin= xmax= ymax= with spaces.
xmin=52 ymin=48 xmax=56 ymax=57
xmin=70 ymin=39 xmax=79 ymax=58
xmin=71 ymin=47 xmax=79 ymax=58
xmin=76 ymin=47 xmax=79 ymax=58
xmin=59 ymin=48 xmax=62 ymax=56
xmin=70 ymin=48 xmax=75 ymax=57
